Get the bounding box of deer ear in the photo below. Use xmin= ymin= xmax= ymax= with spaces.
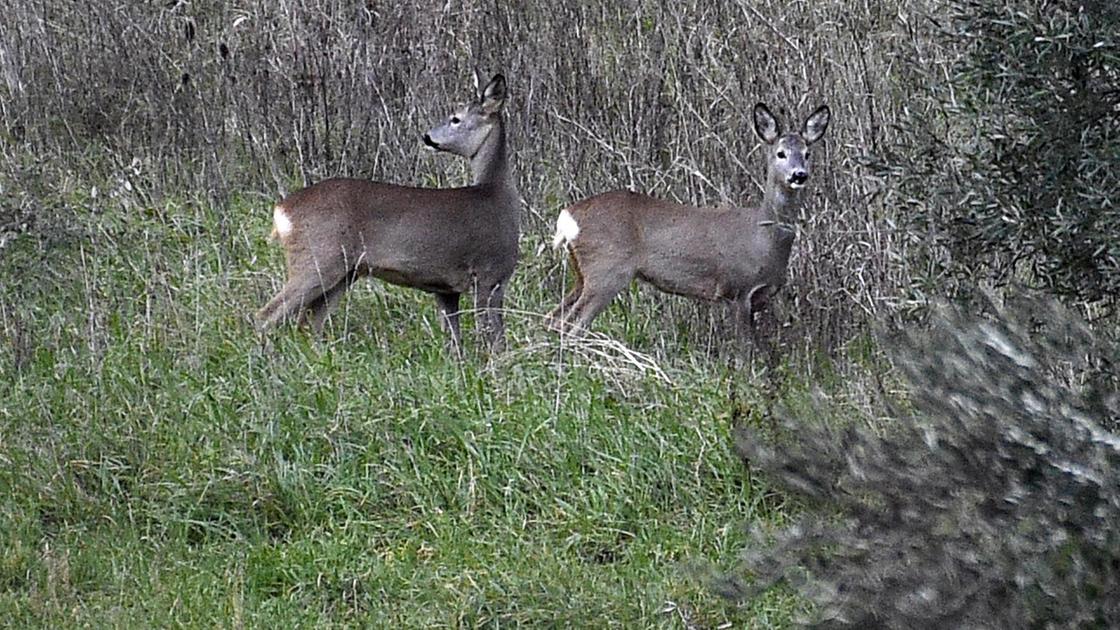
xmin=802 ymin=105 xmax=830 ymax=144
xmin=472 ymin=68 xmax=484 ymax=100
xmin=480 ymin=74 xmax=507 ymax=114
xmin=753 ymin=103 xmax=781 ymax=144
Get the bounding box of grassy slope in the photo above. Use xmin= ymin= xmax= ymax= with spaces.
xmin=0 ymin=194 xmax=835 ymax=628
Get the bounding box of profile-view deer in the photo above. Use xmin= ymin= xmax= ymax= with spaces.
xmin=256 ymin=74 xmax=519 ymax=353
xmin=548 ymin=102 xmax=830 ymax=345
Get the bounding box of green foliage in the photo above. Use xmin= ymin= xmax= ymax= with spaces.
xmin=3 ymin=1 xmax=1117 ymax=626
xmin=0 ymin=192 xmax=818 ymax=627
xmin=879 ymin=1 xmax=1120 ymax=305
xmin=725 ymin=300 xmax=1120 ymax=628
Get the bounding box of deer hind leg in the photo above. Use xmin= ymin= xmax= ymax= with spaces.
xmin=563 ymin=263 xmax=635 ymax=335
xmin=546 ymin=255 xmax=584 ymax=331
xmin=256 ymin=274 xmax=325 ymax=330
xmin=474 ymin=280 xmax=507 ymax=353
xmin=257 ymin=256 xmax=350 ymax=331
xmin=435 ymin=291 xmax=463 ymax=357
xmin=302 ymin=270 xmax=357 ymax=336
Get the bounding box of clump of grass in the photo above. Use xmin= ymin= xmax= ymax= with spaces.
xmin=724 ymin=299 xmax=1120 ymax=628
xmin=0 ymin=189 xmax=816 ymax=627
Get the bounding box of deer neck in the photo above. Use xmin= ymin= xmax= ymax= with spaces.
xmin=758 ymin=177 xmax=799 ymax=229
xmin=470 ymin=121 xmax=512 ymax=189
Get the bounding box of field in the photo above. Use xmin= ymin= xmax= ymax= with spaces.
xmin=0 ymin=190 xmax=880 ymax=626
xmin=2 ymin=0 xmax=1117 ymax=628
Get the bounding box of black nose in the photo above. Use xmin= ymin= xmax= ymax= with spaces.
xmin=423 ymin=133 xmax=440 ymax=150
xmin=790 ymin=171 xmax=808 ymax=185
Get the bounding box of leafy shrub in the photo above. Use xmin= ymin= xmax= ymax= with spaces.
xmin=723 ymin=299 xmax=1120 ymax=628
xmin=878 ymin=1 xmax=1120 ymax=306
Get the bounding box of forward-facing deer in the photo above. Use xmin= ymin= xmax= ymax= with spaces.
xmin=256 ymin=74 xmax=519 ymax=353
xmin=547 ymin=102 xmax=830 ymax=345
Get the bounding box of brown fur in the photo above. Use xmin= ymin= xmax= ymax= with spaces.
xmin=548 ymin=103 xmax=830 ymax=346
xmin=256 ymin=75 xmax=518 ymax=353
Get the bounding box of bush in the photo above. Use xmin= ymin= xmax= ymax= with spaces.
xmin=723 ymin=299 xmax=1120 ymax=628
xmin=877 ymin=1 xmax=1120 ymax=306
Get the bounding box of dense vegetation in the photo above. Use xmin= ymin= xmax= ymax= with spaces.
xmin=1 ymin=0 xmax=1116 ymax=627
xmin=727 ymin=300 xmax=1120 ymax=628
xmin=878 ymin=0 xmax=1120 ymax=306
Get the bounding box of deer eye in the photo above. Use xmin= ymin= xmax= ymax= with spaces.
xmin=776 ymin=150 xmax=787 ymax=159
xmin=805 ymin=150 xmax=811 ymax=159
xmin=450 ymin=116 xmax=461 ymax=125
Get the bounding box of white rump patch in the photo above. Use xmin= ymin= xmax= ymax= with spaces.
xmin=272 ymin=205 xmax=293 ymax=239
xmin=552 ymin=209 xmax=580 ymax=250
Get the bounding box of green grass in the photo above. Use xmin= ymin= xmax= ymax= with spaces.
xmin=0 ymin=192 xmax=854 ymax=628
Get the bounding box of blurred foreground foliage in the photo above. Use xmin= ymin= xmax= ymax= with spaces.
xmin=725 ymin=297 xmax=1120 ymax=628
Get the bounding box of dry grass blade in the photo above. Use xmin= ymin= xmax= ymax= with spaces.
xmin=485 ymin=308 xmax=673 ymax=390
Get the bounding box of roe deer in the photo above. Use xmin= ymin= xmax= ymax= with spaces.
xmin=256 ymin=74 xmax=519 ymax=353
xmin=547 ymin=102 xmax=830 ymax=345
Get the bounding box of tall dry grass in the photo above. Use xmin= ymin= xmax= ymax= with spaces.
xmin=1 ymin=0 xmax=937 ymax=353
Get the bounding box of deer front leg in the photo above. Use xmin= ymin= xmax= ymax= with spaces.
xmin=730 ymin=298 xmax=760 ymax=364
xmin=435 ymin=292 xmax=463 ymax=358
xmin=474 ymin=281 xmax=507 ymax=353
xmin=744 ymin=284 xmax=784 ymax=369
